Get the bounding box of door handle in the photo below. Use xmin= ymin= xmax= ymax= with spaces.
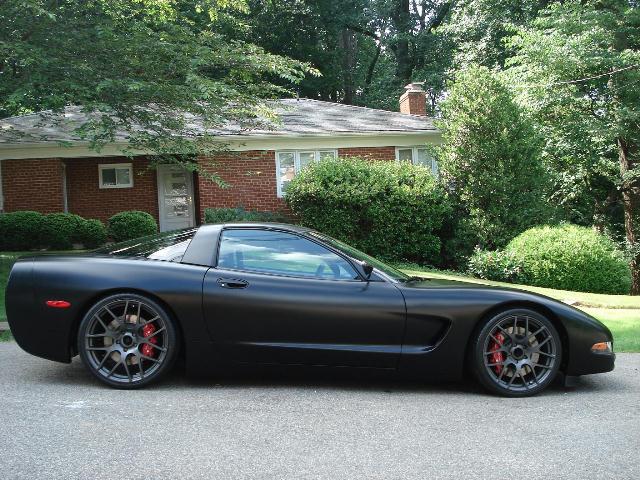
xmin=217 ymin=278 xmax=249 ymax=289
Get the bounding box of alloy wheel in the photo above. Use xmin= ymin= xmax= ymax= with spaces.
xmin=81 ymin=296 xmax=173 ymax=386
xmin=478 ymin=311 xmax=560 ymax=395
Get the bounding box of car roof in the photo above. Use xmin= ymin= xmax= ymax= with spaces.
xmin=197 ymin=222 xmax=312 ymax=234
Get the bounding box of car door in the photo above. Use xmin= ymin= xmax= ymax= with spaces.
xmin=202 ymin=227 xmax=406 ymax=368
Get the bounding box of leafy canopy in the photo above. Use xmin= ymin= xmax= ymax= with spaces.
xmin=0 ymin=0 xmax=317 ymax=178
xmin=435 ymin=65 xmax=549 ymax=249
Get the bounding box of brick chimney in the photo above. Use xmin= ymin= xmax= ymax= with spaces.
xmin=399 ymin=82 xmax=427 ymax=116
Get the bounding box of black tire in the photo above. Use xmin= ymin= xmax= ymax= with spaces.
xmin=471 ymin=308 xmax=561 ymax=397
xmin=78 ymin=293 xmax=179 ymax=389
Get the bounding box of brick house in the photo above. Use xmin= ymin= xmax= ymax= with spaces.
xmin=0 ymin=84 xmax=440 ymax=231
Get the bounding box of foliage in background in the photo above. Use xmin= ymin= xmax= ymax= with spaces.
xmin=434 ymin=65 xmax=550 ymax=250
xmin=108 ymin=211 xmax=158 ymax=242
xmin=467 ymin=249 xmax=523 ymax=284
xmin=285 ymin=157 xmax=451 ymax=263
xmin=440 ymin=0 xmax=547 ymax=69
xmin=505 ymin=0 xmax=640 ymax=293
xmin=470 ymin=224 xmax=631 ymax=295
xmin=0 ymin=0 xmax=316 ymax=181
xmin=0 ymin=211 xmax=107 ymax=250
xmin=204 ymin=206 xmax=288 ymax=224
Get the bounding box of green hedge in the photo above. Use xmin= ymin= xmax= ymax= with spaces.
xmin=285 ymin=157 xmax=451 ymax=263
xmin=0 ymin=211 xmax=108 ymax=250
xmin=467 ymin=249 xmax=523 ymax=283
xmin=468 ymin=224 xmax=631 ymax=294
xmin=0 ymin=211 xmax=48 ymax=250
xmin=76 ymin=218 xmax=108 ymax=248
xmin=108 ymin=210 xmax=158 ymax=242
xmin=204 ymin=206 xmax=288 ymax=224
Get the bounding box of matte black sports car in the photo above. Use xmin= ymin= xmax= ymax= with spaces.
xmin=6 ymin=223 xmax=615 ymax=396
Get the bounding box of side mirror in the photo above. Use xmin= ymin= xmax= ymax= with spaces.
xmin=362 ymin=262 xmax=374 ymax=279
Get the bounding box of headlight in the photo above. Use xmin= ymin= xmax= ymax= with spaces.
xmin=591 ymin=341 xmax=613 ymax=354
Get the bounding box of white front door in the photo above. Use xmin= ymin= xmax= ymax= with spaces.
xmin=157 ymin=165 xmax=196 ymax=232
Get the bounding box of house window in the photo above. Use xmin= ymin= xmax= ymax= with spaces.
xmin=396 ymin=146 xmax=438 ymax=175
xmin=276 ymin=150 xmax=337 ymax=197
xmin=99 ymin=163 xmax=133 ymax=189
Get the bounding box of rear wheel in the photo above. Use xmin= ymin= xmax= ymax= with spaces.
xmin=78 ymin=293 xmax=178 ymax=389
xmin=471 ymin=309 xmax=561 ymax=397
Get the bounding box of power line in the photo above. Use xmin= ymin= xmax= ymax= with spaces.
xmin=544 ymin=64 xmax=640 ymax=87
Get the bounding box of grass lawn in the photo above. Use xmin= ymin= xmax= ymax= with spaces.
xmin=398 ymin=264 xmax=640 ymax=353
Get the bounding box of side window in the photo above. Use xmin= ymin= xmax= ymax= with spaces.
xmin=218 ymin=229 xmax=359 ymax=280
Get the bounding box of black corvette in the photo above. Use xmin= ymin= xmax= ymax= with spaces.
xmin=6 ymin=223 xmax=614 ymax=396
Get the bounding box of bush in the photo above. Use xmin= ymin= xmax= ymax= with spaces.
xmin=467 ymin=248 xmax=523 ymax=283
xmin=0 ymin=211 xmax=108 ymax=250
xmin=44 ymin=213 xmax=86 ymax=249
xmin=505 ymin=224 xmax=631 ymax=294
xmin=108 ymin=211 xmax=158 ymax=242
xmin=285 ymin=157 xmax=451 ymax=263
xmin=204 ymin=206 xmax=288 ymax=224
xmin=0 ymin=211 xmax=48 ymax=250
xmin=76 ymin=218 xmax=108 ymax=248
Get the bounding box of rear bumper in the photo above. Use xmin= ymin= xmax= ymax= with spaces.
xmin=6 ymin=258 xmax=73 ymax=363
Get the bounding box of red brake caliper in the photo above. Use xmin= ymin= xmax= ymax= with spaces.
xmin=141 ymin=323 xmax=158 ymax=357
xmin=489 ymin=332 xmax=505 ymax=375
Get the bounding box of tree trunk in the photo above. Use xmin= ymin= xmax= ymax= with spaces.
xmin=391 ymin=0 xmax=412 ymax=84
xmin=618 ymin=137 xmax=640 ymax=295
xmin=340 ymin=28 xmax=357 ymax=105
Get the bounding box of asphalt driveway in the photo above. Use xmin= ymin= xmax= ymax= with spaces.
xmin=0 ymin=342 xmax=638 ymax=479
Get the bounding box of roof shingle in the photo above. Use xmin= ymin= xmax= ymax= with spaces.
xmin=0 ymin=98 xmax=436 ymax=145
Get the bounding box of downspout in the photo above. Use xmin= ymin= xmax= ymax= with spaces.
xmin=62 ymin=161 xmax=68 ymax=213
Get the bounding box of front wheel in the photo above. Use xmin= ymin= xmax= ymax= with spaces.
xmin=78 ymin=293 xmax=179 ymax=389
xmin=471 ymin=309 xmax=561 ymax=397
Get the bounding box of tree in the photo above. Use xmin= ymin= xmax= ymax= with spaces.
xmin=435 ymin=65 xmax=549 ymax=250
xmin=506 ymin=0 xmax=640 ymax=294
xmin=0 ymin=0 xmax=316 ymax=180
xmin=440 ymin=0 xmax=551 ymax=69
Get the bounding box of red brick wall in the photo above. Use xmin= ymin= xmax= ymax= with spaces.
xmin=338 ymin=147 xmax=396 ymax=161
xmin=197 ymin=150 xmax=286 ymax=217
xmin=1 ymin=158 xmax=66 ymax=213
xmin=2 ymin=146 xmax=400 ymax=223
xmin=65 ymin=157 xmax=159 ymax=223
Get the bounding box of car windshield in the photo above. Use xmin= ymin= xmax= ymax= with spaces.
xmin=307 ymin=231 xmax=410 ymax=282
xmin=93 ymin=228 xmax=197 ymax=262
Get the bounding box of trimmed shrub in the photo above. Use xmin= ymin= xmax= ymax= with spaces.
xmin=0 ymin=211 xmax=48 ymax=250
xmin=285 ymin=157 xmax=451 ymax=263
xmin=108 ymin=211 xmax=158 ymax=242
xmin=76 ymin=218 xmax=108 ymax=248
xmin=0 ymin=211 xmax=108 ymax=250
xmin=467 ymin=248 xmax=523 ymax=283
xmin=204 ymin=206 xmax=288 ymax=224
xmin=44 ymin=213 xmax=85 ymax=249
xmin=505 ymin=224 xmax=631 ymax=294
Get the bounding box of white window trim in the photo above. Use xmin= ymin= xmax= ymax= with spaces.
xmin=275 ymin=149 xmax=337 ymax=197
xmin=395 ymin=146 xmax=438 ymax=175
xmin=98 ymin=163 xmax=134 ymax=189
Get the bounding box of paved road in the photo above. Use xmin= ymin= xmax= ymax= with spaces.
xmin=1 ymin=342 xmax=638 ymax=480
